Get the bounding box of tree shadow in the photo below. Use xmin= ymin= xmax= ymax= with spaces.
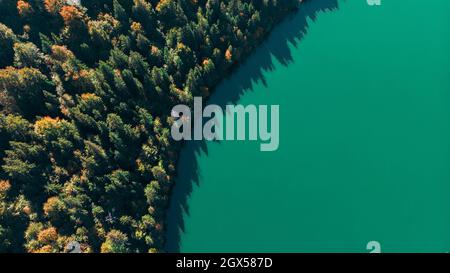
xmin=164 ymin=0 xmax=341 ymax=253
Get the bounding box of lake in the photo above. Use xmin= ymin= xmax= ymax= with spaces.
xmin=166 ymin=0 xmax=450 ymax=253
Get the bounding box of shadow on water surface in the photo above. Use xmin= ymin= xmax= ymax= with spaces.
xmin=164 ymin=0 xmax=340 ymax=252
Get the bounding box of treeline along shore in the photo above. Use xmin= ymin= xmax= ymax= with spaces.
xmin=0 ymin=0 xmax=299 ymax=252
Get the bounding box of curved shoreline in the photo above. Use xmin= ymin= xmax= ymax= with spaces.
xmin=164 ymin=0 xmax=341 ymax=252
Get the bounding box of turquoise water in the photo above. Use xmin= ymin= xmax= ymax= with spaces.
xmin=166 ymin=0 xmax=450 ymax=252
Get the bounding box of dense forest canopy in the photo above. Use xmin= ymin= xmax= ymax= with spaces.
xmin=0 ymin=0 xmax=298 ymax=252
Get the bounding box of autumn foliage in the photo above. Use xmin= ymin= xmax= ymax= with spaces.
xmin=37 ymin=227 xmax=58 ymax=244
xmin=0 ymin=0 xmax=299 ymax=253
xmin=44 ymin=0 xmax=65 ymax=15
xmin=17 ymin=1 xmax=32 ymax=16
xmin=59 ymin=5 xmax=83 ymax=26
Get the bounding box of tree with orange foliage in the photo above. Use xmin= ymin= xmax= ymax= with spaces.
xmin=225 ymin=46 xmax=233 ymax=62
xmin=59 ymin=5 xmax=84 ymax=26
xmin=37 ymin=227 xmax=58 ymax=245
xmin=43 ymin=196 xmax=66 ymax=223
xmin=44 ymin=0 xmax=65 ymax=15
xmin=0 ymin=180 xmax=11 ymax=198
xmin=29 ymin=226 xmax=69 ymax=253
xmin=17 ymin=0 xmax=33 ymax=17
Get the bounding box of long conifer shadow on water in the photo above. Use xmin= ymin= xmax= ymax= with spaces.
xmin=164 ymin=0 xmax=340 ymax=253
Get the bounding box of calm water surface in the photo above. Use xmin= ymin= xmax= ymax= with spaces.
xmin=166 ymin=0 xmax=450 ymax=252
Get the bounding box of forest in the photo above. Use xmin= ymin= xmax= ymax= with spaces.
xmin=0 ymin=0 xmax=298 ymax=252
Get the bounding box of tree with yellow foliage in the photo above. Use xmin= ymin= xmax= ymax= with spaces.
xmin=100 ymin=230 xmax=129 ymax=253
